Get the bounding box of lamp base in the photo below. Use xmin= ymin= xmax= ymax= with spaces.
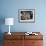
xmin=8 ymin=32 xmax=11 ymax=35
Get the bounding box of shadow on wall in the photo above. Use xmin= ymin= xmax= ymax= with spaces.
xmin=0 ymin=16 xmax=5 ymax=32
xmin=0 ymin=16 xmax=5 ymax=46
xmin=0 ymin=33 xmax=4 ymax=46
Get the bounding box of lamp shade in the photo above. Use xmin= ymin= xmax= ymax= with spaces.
xmin=5 ymin=18 xmax=14 ymax=25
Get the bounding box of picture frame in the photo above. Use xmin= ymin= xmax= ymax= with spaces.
xmin=18 ymin=9 xmax=35 ymax=23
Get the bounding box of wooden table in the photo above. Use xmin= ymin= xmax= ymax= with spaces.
xmin=4 ymin=32 xmax=43 ymax=46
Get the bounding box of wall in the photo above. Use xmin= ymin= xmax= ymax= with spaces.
xmin=0 ymin=0 xmax=46 ymax=46
xmin=0 ymin=0 xmax=46 ymax=32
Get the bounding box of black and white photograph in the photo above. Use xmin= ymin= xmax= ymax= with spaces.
xmin=18 ymin=9 xmax=35 ymax=23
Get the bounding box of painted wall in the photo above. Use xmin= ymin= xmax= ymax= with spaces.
xmin=0 ymin=0 xmax=46 ymax=46
xmin=0 ymin=0 xmax=46 ymax=32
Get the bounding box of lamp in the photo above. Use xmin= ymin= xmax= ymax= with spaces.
xmin=5 ymin=18 xmax=14 ymax=35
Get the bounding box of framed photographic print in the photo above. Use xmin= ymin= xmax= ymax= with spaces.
xmin=18 ymin=9 xmax=35 ymax=23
